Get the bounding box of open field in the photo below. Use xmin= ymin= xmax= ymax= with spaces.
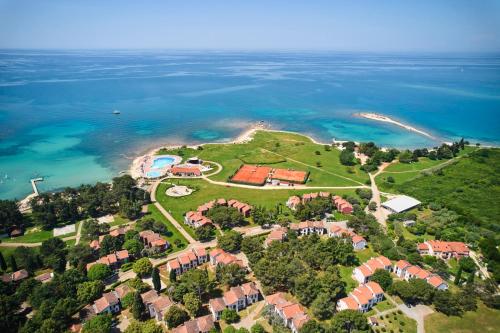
xmin=155 ymin=179 xmax=360 ymax=238
xmin=160 ymin=130 xmax=369 ymax=187
xmin=425 ymin=303 xmax=500 ymax=333
xmin=1 ymin=222 xmax=80 ymax=244
xmin=146 ymin=204 xmax=189 ymax=252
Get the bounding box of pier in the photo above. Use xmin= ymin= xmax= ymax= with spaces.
xmin=30 ymin=177 xmax=43 ymax=196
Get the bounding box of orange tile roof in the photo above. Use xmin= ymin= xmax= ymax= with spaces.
xmin=167 ymin=259 xmax=180 ymax=269
xmin=281 ymin=303 xmax=305 ymax=320
xmin=209 ymin=297 xmax=226 ymax=312
xmin=416 ymin=269 xmax=431 ymax=280
xmin=352 ymin=288 xmax=371 ymax=305
xmin=406 ymin=265 xmax=421 ymax=276
xmin=339 ymin=296 xmax=359 ymax=310
xmin=171 ymin=166 xmax=201 ymax=176
xmin=265 ymin=292 xmax=287 ymax=306
xmin=366 ymin=281 xmax=384 ymax=294
xmin=94 ymin=292 xmax=119 ymax=313
xmin=427 ymin=275 xmax=446 ymax=288
xmin=395 ymin=260 xmax=411 ymax=270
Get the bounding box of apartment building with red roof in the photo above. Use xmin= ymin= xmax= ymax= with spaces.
xmin=336 ymin=281 xmax=384 ymax=313
xmin=417 ymin=240 xmax=469 ymax=260
xmin=208 ymin=282 xmax=260 ymax=320
xmin=333 ymin=195 xmax=353 ymax=214
xmin=265 ymin=293 xmax=309 ymax=333
xmin=328 ymin=224 xmax=366 ymax=250
xmin=139 ymin=230 xmax=169 ymax=251
xmin=393 ymin=260 xmax=448 ymax=290
xmin=164 ymin=248 xmax=209 ymax=276
xmin=86 ymin=250 xmax=130 ymax=271
xmin=264 ymin=227 xmax=288 ymax=247
xmin=353 ymin=256 xmax=392 ymax=284
xmin=171 ymin=314 xmax=214 ymax=333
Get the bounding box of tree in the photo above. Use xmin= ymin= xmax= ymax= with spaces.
xmin=299 ymin=320 xmax=324 ymax=333
xmin=82 ymin=313 xmax=112 ymax=333
xmin=87 ymin=263 xmax=112 ymax=281
xmin=133 ymin=258 xmax=153 ymax=277
xmin=455 ymin=265 xmax=463 ymax=285
xmin=216 ymin=263 xmax=247 ymax=287
xmin=9 ymin=255 xmax=17 ymax=271
xmin=121 ymin=292 xmax=134 ymax=309
xmin=67 ymin=244 xmax=95 ymax=268
xmin=81 ymin=218 xmax=108 ymax=241
xmin=40 ymin=237 xmax=67 ymax=273
xmin=149 ymin=267 xmax=161 ymax=292
xmin=178 ymin=268 xmax=212 ymax=297
xmin=311 ymin=293 xmax=334 ymax=320
xmin=433 ymin=290 xmax=462 ymax=316
xmin=77 ymin=281 xmax=104 ymax=303
xmin=217 ymin=230 xmax=243 ymax=253
xmin=330 ymin=310 xmax=369 ymax=333
xmin=0 ymin=252 xmax=7 ymax=271
xmin=459 ymin=257 xmax=476 ymax=273
xmin=169 ymin=269 xmax=177 ymax=282
xmin=125 ymin=320 xmax=163 ymax=333
xmin=223 ymin=326 xmax=237 ymax=333
xmin=0 ymin=294 xmax=22 ymax=333
xmin=13 ymin=246 xmax=40 ymax=273
xmin=221 ymin=308 xmax=240 ymax=323
xmin=0 ymin=199 xmax=24 ymax=232
xmin=123 ymin=239 xmax=143 ymax=257
xmin=164 ymin=305 xmax=189 ymax=329
xmin=132 ymin=291 xmax=147 ymax=320
xmin=371 ymin=269 xmax=393 ymax=289
xmin=195 ymin=224 xmax=215 ymax=241
xmin=183 ymin=292 xmax=202 ymax=317
xmin=399 ymin=150 xmax=414 ymax=163
xmin=251 ymin=323 xmax=267 ymax=333
xmin=339 ymin=149 xmax=356 ymax=166
xmin=207 ymin=206 xmax=244 ymax=229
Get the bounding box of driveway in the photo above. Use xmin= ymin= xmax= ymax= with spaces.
xmin=397 ymin=303 xmax=434 ymax=333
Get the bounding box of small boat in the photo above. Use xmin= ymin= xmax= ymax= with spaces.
xmin=113 ymin=110 xmax=121 ymax=115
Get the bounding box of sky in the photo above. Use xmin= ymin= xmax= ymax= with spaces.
xmin=0 ymin=0 xmax=500 ymax=52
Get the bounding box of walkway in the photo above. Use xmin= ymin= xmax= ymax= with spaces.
xmin=150 ymin=179 xmax=197 ymax=245
xmin=470 ymin=250 xmax=490 ymax=279
xmin=366 ymin=162 xmax=393 ymax=227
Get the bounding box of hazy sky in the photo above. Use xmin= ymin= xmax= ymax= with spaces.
xmin=1 ymin=0 xmax=499 ymax=52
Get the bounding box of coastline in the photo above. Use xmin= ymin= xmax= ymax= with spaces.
xmin=355 ymin=112 xmax=437 ymax=140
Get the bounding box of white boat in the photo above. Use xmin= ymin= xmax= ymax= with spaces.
xmin=113 ymin=110 xmax=121 ymax=114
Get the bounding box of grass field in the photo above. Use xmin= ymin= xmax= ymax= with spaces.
xmin=425 ymin=303 xmax=500 ymax=333
xmin=146 ymin=204 xmax=189 ymax=252
xmin=160 ymin=130 xmax=369 ymax=187
xmin=339 ymin=265 xmax=357 ymax=293
xmin=155 ymin=179 xmax=360 ymax=239
xmin=383 ymin=158 xmax=444 ymax=173
xmin=375 ymin=310 xmax=417 ymax=333
xmin=355 ymin=246 xmax=378 ymax=263
xmin=1 ymin=221 xmax=80 ymax=244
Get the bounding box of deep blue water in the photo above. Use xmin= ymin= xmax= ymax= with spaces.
xmin=1 ymin=50 xmax=499 ymax=199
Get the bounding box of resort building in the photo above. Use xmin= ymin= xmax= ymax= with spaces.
xmin=184 ymin=211 xmax=213 ymax=228
xmin=89 ymin=225 xmax=132 ymax=251
xmin=86 ymin=250 xmax=130 ymax=271
xmin=230 ymin=164 xmax=308 ymax=186
xmin=170 ymin=166 xmax=202 ymax=177
xmin=2 ymin=269 xmax=29 ymax=283
xmin=209 ymin=282 xmax=260 ymax=320
xmin=328 ymin=225 xmax=367 ymax=250
xmin=139 ymin=230 xmax=169 ymax=251
xmin=34 ymin=272 xmax=54 ymax=284
xmin=185 ymin=199 xmax=252 ymax=228
xmin=265 ymin=293 xmax=309 ymax=333
xmin=290 ymin=220 xmax=326 ymax=236
xmin=393 ymin=260 xmax=448 ymax=290
xmin=164 ymin=248 xmax=209 ymax=276
xmin=209 ymin=248 xmax=244 ymax=267
xmin=417 ymin=240 xmax=470 ymax=259
xmin=171 ymin=315 xmax=214 ymax=333
xmin=264 ymin=227 xmax=288 ymax=247
xmin=336 ymin=281 xmax=384 ymax=313
xmin=353 ymin=256 xmax=392 ymax=284
xmin=286 ymin=196 xmax=301 ymax=210
xmin=381 ymin=195 xmax=421 ymax=213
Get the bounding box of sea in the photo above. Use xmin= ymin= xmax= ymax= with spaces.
xmin=1 ymin=50 xmax=499 ymax=200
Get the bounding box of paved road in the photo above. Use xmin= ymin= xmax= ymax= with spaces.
xmin=74 ymin=219 xmax=84 ymax=245
xmin=365 ymin=162 xmax=393 ymax=228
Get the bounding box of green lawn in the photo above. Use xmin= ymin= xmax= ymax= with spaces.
xmin=373 ymin=299 xmax=396 ymax=312
xmin=159 ymin=130 xmax=369 ymax=187
xmin=339 ymin=265 xmax=357 ymax=293
xmin=146 ymin=204 xmax=189 ymax=252
xmin=375 ymin=311 xmax=417 ymax=333
xmin=425 ymin=303 xmax=500 ymax=333
xmin=110 ymin=215 xmax=134 ymax=227
xmin=355 ymin=246 xmax=379 ymax=263
xmin=383 ymin=158 xmax=445 ymax=173
xmin=155 ymin=179 xmax=360 ymax=239
xmin=1 ymin=228 xmax=53 ymax=243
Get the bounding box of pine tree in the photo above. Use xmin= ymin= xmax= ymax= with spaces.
xmin=9 ymin=255 xmax=17 ymax=271
xmin=152 ymin=267 xmax=161 ymax=292
xmin=0 ymin=252 xmax=7 ymax=271
xmin=131 ymin=291 xmax=146 ymax=320
xmin=169 ymin=269 xmax=176 ymax=282
xmin=455 ymin=265 xmax=462 ymax=285
xmin=466 ymin=271 xmax=475 ymax=285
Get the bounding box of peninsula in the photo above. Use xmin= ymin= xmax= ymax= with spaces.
xmin=356 ymin=112 xmax=437 ymax=140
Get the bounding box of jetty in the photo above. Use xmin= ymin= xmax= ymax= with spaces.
xmin=18 ymin=178 xmax=43 ymax=213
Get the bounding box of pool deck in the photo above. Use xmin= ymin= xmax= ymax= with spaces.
xmin=136 ymin=154 xmax=182 ymax=179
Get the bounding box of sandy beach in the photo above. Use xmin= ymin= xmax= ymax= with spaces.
xmin=355 ymin=112 xmax=437 ymax=140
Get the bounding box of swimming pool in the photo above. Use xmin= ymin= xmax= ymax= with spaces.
xmin=146 ymin=170 xmax=162 ymax=178
xmin=151 ymin=156 xmax=175 ymax=169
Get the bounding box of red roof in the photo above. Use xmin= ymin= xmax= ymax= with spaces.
xmin=171 ymin=166 xmax=201 ymax=176
xmin=339 ymin=296 xmax=359 ymax=310
xmin=395 ymin=260 xmax=411 ymax=270
xmin=427 ymin=275 xmax=446 ymax=288
xmin=366 ymin=281 xmax=384 ymax=294
xmin=281 ymin=303 xmax=305 ymax=320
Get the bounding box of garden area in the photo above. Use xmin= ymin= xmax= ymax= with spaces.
xmin=373 ymin=310 xmax=417 ymax=333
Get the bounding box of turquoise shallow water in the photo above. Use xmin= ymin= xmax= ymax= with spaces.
xmin=0 ymin=50 xmax=499 ymax=199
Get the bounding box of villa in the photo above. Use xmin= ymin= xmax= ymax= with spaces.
xmin=92 ymin=291 xmax=121 ymax=315
xmin=2 ymin=269 xmax=29 ymax=283
xmin=86 ymin=250 xmax=130 ymax=271
xmin=209 ymin=282 xmax=260 ymax=320
xmin=417 ymin=240 xmax=469 ymax=259
xmin=265 ymin=293 xmax=309 ymax=333
xmin=164 ymin=248 xmax=209 ymax=276
xmin=209 ymin=248 xmax=244 ymax=267
xmin=353 ymin=256 xmax=392 ymax=284
xmin=332 ymin=195 xmax=353 ymax=214
xmin=264 ymin=227 xmax=288 ymax=247
xmin=184 ymin=211 xmax=213 ymax=228
xmin=141 ymin=290 xmax=173 ymax=321
xmin=171 ymin=314 xmax=214 ymax=333
xmin=89 ymin=225 xmax=132 ymax=251
xmin=328 ymin=225 xmax=366 ymax=250
xmin=336 ymin=281 xmax=384 ymax=313
xmin=139 ymin=230 xmax=169 ymax=251
xmin=184 ymin=199 xmax=252 ymax=228
xmin=393 ymin=260 xmax=448 ymax=290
